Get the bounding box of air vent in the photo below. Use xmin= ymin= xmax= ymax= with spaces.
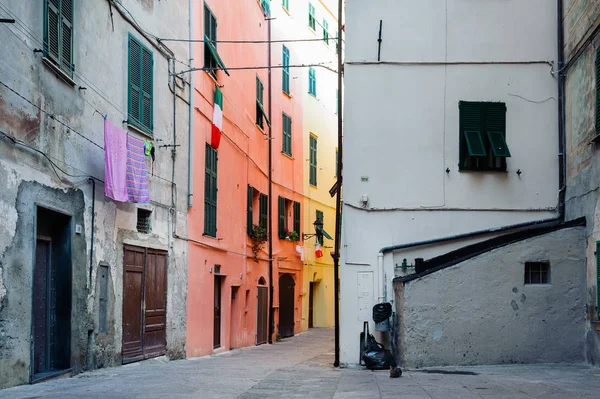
xmin=136 ymin=209 xmax=152 ymax=234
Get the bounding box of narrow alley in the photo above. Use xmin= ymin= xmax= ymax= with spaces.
xmin=0 ymin=328 xmax=598 ymax=399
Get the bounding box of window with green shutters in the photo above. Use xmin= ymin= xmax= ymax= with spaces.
xmin=204 ymin=144 xmax=218 ymax=237
xmin=322 ymin=20 xmax=329 ymax=45
xmin=43 ymin=0 xmax=74 ymax=77
xmin=278 ymin=196 xmax=286 ymax=238
xmin=282 ymin=0 xmax=289 ymax=11
xmin=316 ymin=210 xmax=324 ymax=245
xmin=256 ymin=76 xmax=270 ymax=129
xmin=282 ymin=113 xmax=292 ymax=156
xmin=247 ymin=185 xmax=254 ymax=236
xmin=308 ymin=67 xmax=316 ymax=97
xmin=309 ymin=135 xmax=318 ymax=186
xmin=459 ymin=101 xmax=510 ymax=171
xmin=204 ymin=4 xmax=229 ymax=78
xmin=308 ymin=3 xmax=316 ymax=30
xmin=282 ymin=45 xmax=290 ymax=94
xmin=128 ymin=35 xmax=153 ymax=135
xmin=259 ymin=193 xmax=268 ymax=229
xmin=595 ymin=47 xmax=600 ymax=138
xmin=293 ymin=202 xmax=301 ymax=237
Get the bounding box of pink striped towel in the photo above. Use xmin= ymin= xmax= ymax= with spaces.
xmin=126 ymin=134 xmax=150 ymax=203
xmin=103 ymin=119 xmax=128 ymax=202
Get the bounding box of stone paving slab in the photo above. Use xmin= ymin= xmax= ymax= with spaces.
xmin=1 ymin=328 xmax=599 ymax=398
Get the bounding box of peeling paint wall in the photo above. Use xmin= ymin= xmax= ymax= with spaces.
xmin=396 ymin=228 xmax=586 ymax=368
xmin=0 ymin=0 xmax=189 ymax=389
xmin=564 ymin=0 xmax=600 ymax=365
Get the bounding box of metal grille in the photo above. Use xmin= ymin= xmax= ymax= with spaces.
xmin=524 ymin=261 xmax=550 ymax=285
xmin=136 ymin=209 xmax=152 ymax=234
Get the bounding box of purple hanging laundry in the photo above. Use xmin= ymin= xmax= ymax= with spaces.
xmin=126 ymin=134 xmax=150 ymax=203
xmin=103 ymin=119 xmax=128 ymax=202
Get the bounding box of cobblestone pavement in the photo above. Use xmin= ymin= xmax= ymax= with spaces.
xmin=1 ymin=328 xmax=599 ymax=398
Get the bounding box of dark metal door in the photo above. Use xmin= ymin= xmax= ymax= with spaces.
xmin=256 ymin=286 xmax=268 ymax=345
xmin=278 ymin=274 xmax=295 ymax=338
xmin=122 ymin=245 xmax=167 ymax=363
xmin=308 ymin=282 xmax=314 ymax=328
xmin=143 ymin=250 xmax=167 ymax=358
xmin=33 ymin=238 xmax=52 ymax=375
xmin=214 ymin=276 xmax=222 ymax=348
xmin=122 ymin=246 xmax=145 ymax=362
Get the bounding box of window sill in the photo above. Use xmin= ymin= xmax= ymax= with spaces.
xmin=202 ymin=233 xmax=220 ymax=240
xmin=309 ymin=184 xmax=318 ymax=189
xmin=592 ymin=320 xmax=600 ymax=333
xmin=283 ymin=91 xmax=293 ymax=99
xmin=255 ymin=123 xmax=265 ymax=134
xmin=281 ymin=152 xmax=294 ymax=160
xmin=42 ymin=57 xmax=76 ymax=87
xmin=308 ymin=92 xmax=317 ymax=99
xmin=126 ymin=122 xmax=154 ymax=139
xmin=457 ymin=168 xmax=508 ymax=173
xmin=282 ymin=6 xmax=290 ymax=16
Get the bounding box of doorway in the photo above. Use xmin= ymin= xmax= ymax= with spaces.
xmin=214 ymin=275 xmax=222 ymax=349
xmin=256 ymin=280 xmax=268 ymax=345
xmin=122 ymin=246 xmax=167 ymax=363
xmin=278 ymin=273 xmax=295 ymax=338
xmin=308 ymin=282 xmax=315 ymax=328
xmin=32 ymin=207 xmax=72 ymax=381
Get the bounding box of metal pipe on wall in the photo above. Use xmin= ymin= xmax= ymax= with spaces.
xmin=188 ymin=0 xmax=195 ymax=208
xmin=267 ymin=13 xmax=275 ymax=345
xmin=332 ymin=0 xmax=343 ymax=368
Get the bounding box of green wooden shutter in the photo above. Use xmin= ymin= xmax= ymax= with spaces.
xmin=282 ymin=46 xmax=290 ymax=94
xmin=256 ymin=77 xmax=263 ymax=128
xmin=459 ymin=101 xmax=484 ymax=169
xmin=484 ymin=103 xmax=508 ymax=158
xmin=282 ymin=0 xmax=289 ymax=11
xmin=259 ymin=193 xmax=268 ymax=229
xmin=309 ymin=136 xmax=317 ymax=186
xmin=60 ymin=0 xmax=73 ymax=74
xmin=45 ymin=0 xmax=60 ymax=63
xmin=247 ymin=185 xmax=254 ymax=236
xmin=308 ymin=3 xmax=316 ymax=30
xmin=204 ymin=144 xmax=218 ymax=236
xmin=595 ymin=47 xmax=600 ymax=136
xmin=141 ymin=47 xmax=153 ymax=132
xmin=282 ymin=113 xmax=292 ymax=156
xmin=278 ymin=196 xmax=286 ymax=238
xmin=128 ymin=37 xmax=142 ymax=126
xmin=323 ymin=20 xmax=329 ymax=44
xmin=308 ymin=68 xmax=316 ymax=96
xmin=293 ymin=202 xmax=301 ymax=235
xmin=316 ymin=210 xmax=324 ymax=245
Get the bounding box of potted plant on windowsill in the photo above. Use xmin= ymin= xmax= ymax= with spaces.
xmin=288 ymin=231 xmax=300 ymax=242
xmin=251 ymin=224 xmax=268 ymax=262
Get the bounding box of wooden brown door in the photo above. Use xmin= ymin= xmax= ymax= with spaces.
xmin=213 ymin=276 xmax=222 ymax=348
xmin=278 ymin=274 xmax=295 ymax=338
xmin=256 ymin=286 xmax=268 ymax=345
xmin=122 ymin=245 xmax=167 ymax=364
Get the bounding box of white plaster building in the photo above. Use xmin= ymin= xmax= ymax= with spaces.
xmin=340 ymin=0 xmax=569 ymax=366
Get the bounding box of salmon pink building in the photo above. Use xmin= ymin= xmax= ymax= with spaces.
xmin=186 ymin=0 xmax=305 ymax=356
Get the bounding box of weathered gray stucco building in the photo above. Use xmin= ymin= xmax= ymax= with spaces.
xmin=0 ymin=0 xmax=190 ymax=388
xmin=563 ymin=0 xmax=600 ymax=364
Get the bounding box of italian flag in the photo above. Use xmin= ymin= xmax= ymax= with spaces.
xmin=210 ymin=86 xmax=223 ymax=149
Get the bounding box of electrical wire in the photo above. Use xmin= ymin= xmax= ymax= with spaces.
xmin=159 ymin=36 xmax=340 ymax=44
xmin=0 ymin=79 xmax=105 ymax=150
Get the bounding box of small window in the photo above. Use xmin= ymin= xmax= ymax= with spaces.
xmin=308 ymin=67 xmax=316 ymax=97
xmin=322 ymin=19 xmax=329 ymax=45
xmin=308 ymin=3 xmax=316 ymax=30
xmin=282 ymin=45 xmax=290 ymax=94
xmin=524 ymin=262 xmax=550 ymax=285
xmin=204 ymin=4 xmax=229 ymax=78
xmin=136 ymin=208 xmax=152 ymax=234
xmin=256 ymin=76 xmax=270 ymax=129
xmin=43 ymin=0 xmax=74 ymax=77
xmin=128 ymin=35 xmax=154 ymax=135
xmin=459 ymin=101 xmax=510 ymax=171
xmin=282 ymin=113 xmax=292 ymax=156
xmin=309 ymin=135 xmax=318 ymax=186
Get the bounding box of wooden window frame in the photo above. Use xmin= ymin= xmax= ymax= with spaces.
xmin=282 ymin=45 xmax=290 ymax=95
xmin=308 ymin=3 xmax=316 ymax=31
xmin=309 ymin=135 xmax=318 ymax=186
xmin=308 ymin=67 xmax=317 ymax=97
xmin=128 ymin=34 xmax=154 ymax=136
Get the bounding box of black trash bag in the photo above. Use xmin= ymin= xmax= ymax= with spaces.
xmin=360 ymin=322 xmax=397 ymax=370
xmin=373 ymin=302 xmax=392 ymax=323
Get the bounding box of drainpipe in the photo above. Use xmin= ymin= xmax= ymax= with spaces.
xmin=557 ymin=0 xmax=566 ymax=221
xmin=88 ymin=178 xmax=95 ymax=287
xmin=332 ymin=0 xmax=343 ymax=368
xmin=267 ymin=13 xmax=274 ymax=345
xmin=188 ymin=0 xmax=195 ymax=208
xmin=172 ymin=58 xmax=177 ymax=210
